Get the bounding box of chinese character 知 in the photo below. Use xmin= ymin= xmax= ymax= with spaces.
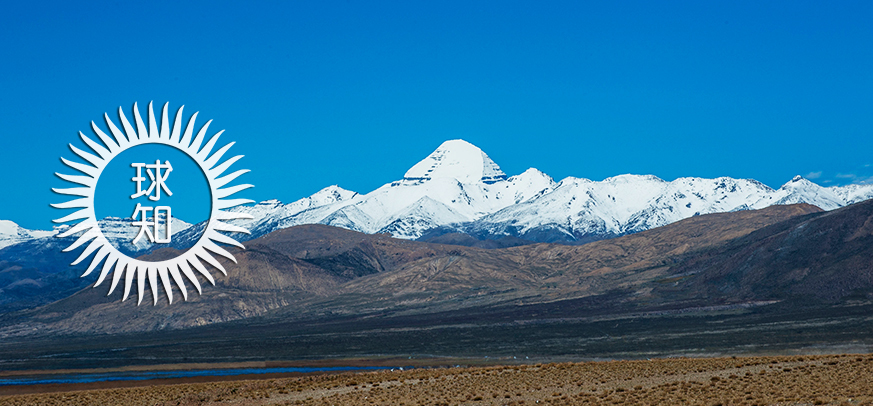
xmin=132 ymin=203 xmax=172 ymax=244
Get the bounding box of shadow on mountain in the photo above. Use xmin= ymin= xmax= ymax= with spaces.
xmin=6 ymin=201 xmax=873 ymax=369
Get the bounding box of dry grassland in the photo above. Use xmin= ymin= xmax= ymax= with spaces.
xmin=2 ymin=354 xmax=872 ymax=405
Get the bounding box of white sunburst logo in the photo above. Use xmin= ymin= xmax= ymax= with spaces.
xmin=52 ymin=102 xmax=253 ymax=306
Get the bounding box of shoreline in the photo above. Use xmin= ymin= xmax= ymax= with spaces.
xmin=1 ymin=354 xmax=870 ymax=405
xmin=0 ymin=356 xmax=518 ymax=396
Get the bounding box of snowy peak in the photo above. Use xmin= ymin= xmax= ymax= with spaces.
xmin=0 ymin=220 xmax=37 ymax=250
xmin=0 ymin=220 xmax=30 ymax=239
xmin=309 ymin=185 xmax=358 ymax=206
xmin=403 ymin=139 xmax=507 ymax=184
xmin=782 ymin=175 xmax=819 ymax=189
xmin=513 ymin=167 xmax=551 ymax=180
xmin=509 ymin=168 xmax=555 ymax=188
xmin=758 ymin=175 xmax=844 ymax=211
xmin=0 ymin=220 xmax=55 ymax=250
xmin=504 ymin=168 xmax=557 ymax=203
xmin=602 ymin=174 xmax=666 ymax=184
xmin=256 ymin=199 xmax=283 ymax=207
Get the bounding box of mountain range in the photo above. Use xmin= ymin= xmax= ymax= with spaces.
xmin=0 ymin=202 xmax=823 ymax=336
xmin=5 ymin=197 xmax=873 ymax=366
xmin=181 ymin=139 xmax=872 ymax=245
xmin=1 ymin=145 xmax=873 ymax=363
xmin=6 ymin=139 xmax=873 ymax=251
xmin=3 ymin=139 xmax=873 ymax=314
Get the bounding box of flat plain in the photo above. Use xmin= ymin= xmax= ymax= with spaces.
xmin=2 ymin=354 xmax=872 ymax=405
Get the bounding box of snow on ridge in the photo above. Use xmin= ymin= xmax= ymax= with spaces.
xmin=0 ymin=220 xmax=56 ymax=250
xmin=218 ymin=135 xmax=873 ymax=242
xmin=469 ymin=173 xmax=873 ymax=241
xmin=96 ymin=215 xmax=193 ymax=253
xmin=8 ymin=139 xmax=873 ymax=251
xmin=0 ymin=216 xmax=193 ymax=253
xmin=833 ymin=183 xmax=873 ymax=205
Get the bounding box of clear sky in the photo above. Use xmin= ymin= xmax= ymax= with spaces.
xmin=2 ymin=1 xmax=871 ymax=229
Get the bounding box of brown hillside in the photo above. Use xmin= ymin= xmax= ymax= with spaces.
xmin=1 ymin=204 xmax=820 ymax=336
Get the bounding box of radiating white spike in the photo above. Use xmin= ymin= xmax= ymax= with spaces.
xmin=215 ymin=210 xmax=254 ymax=221
xmin=204 ymin=238 xmax=239 ymax=261
xmin=203 ymin=141 xmax=233 ymax=169
xmin=54 ymin=208 xmax=92 ymax=223
xmin=70 ymin=237 xmax=103 ymax=265
xmin=134 ymin=102 xmax=148 ymax=140
xmin=63 ymin=231 xmax=96 ymax=253
xmin=52 ymin=187 xmax=92 ymax=197
xmin=95 ymin=252 xmax=119 ymax=287
xmin=170 ymin=105 xmax=184 ymax=142
xmin=168 ymin=265 xmax=188 ymax=301
xmin=55 ymin=172 xmax=95 ymax=188
xmin=215 ymin=184 xmax=253 ymax=199
xmin=57 ymin=221 xmax=96 ymax=238
xmin=122 ymin=263 xmax=136 ymax=301
xmin=208 ymin=231 xmax=246 ymax=249
xmin=159 ymin=102 xmax=170 ymax=139
xmin=60 ymin=157 xmax=99 ymax=178
xmin=188 ymin=257 xmax=216 ymax=285
xmin=216 ymin=198 xmax=254 ymax=210
xmin=190 ymin=119 xmax=212 ymax=153
xmin=49 ymin=102 xmax=254 ymax=306
xmin=109 ymin=259 xmax=128 ymax=295
xmin=137 ymin=265 xmax=148 ymax=305
xmin=158 ymin=266 xmax=173 ymax=304
xmin=118 ymin=107 xmax=138 ymax=142
xmin=180 ymin=112 xmax=199 ymax=147
xmin=79 ymin=132 xmax=110 ymax=159
xmin=50 ymin=197 xmax=90 ymax=209
xmin=208 ymin=155 xmax=244 ymax=178
xmin=197 ymin=130 xmax=224 ymax=160
xmin=148 ymin=101 xmax=159 ymax=139
xmin=90 ymin=121 xmax=119 ymax=152
xmin=81 ymin=245 xmax=111 ymax=277
xmin=69 ymin=144 xmax=103 ymax=168
xmin=178 ymin=260 xmax=202 ymax=294
xmin=105 ymin=112 xmax=130 ymax=146
xmin=213 ymin=169 xmax=249 ymax=189
xmin=197 ymin=248 xmax=227 ymax=275
xmin=213 ymin=220 xmax=252 ymax=234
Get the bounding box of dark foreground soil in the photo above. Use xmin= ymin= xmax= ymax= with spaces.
xmin=2 ymin=354 xmax=872 ymax=405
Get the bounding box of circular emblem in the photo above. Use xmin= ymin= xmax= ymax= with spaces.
xmin=52 ymin=102 xmax=253 ymax=305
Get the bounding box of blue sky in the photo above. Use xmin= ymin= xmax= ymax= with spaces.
xmin=2 ymin=1 xmax=871 ymax=229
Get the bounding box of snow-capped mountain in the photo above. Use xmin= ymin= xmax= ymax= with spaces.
xmin=462 ymin=175 xmax=772 ymax=242
xmin=754 ymin=175 xmax=845 ymax=211
xmin=207 ymin=139 xmax=873 ymax=244
xmin=0 ymin=216 xmax=192 ymax=256
xmin=95 ymin=215 xmax=193 ymax=254
xmin=197 ymin=140 xmax=557 ymax=241
xmin=0 ymin=220 xmax=55 ymax=250
xmin=462 ymin=175 xmax=857 ymax=242
xmin=8 ymin=139 xmax=873 ymax=252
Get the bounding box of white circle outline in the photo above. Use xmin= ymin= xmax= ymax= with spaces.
xmin=52 ymin=102 xmax=253 ymax=306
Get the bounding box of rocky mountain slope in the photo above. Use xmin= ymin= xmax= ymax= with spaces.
xmin=0 ymin=216 xmax=192 ymax=311
xmin=662 ymin=197 xmax=873 ymax=303
xmin=4 ymin=139 xmax=873 ymax=314
xmin=0 ymin=202 xmax=823 ymax=336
